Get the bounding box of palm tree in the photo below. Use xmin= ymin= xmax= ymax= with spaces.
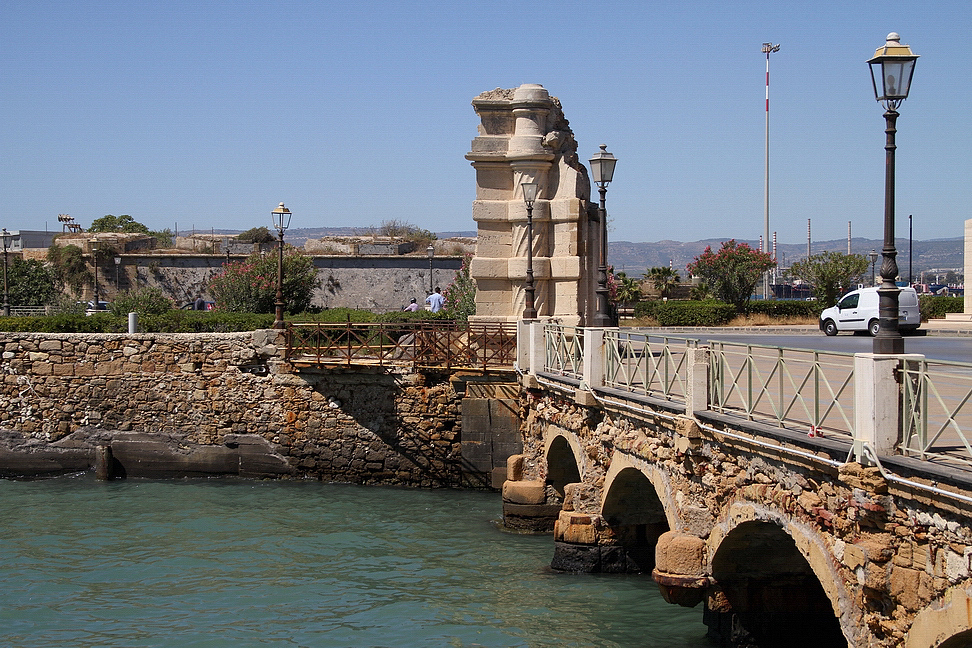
xmin=614 ymin=272 xmax=642 ymax=312
xmin=644 ymin=267 xmax=680 ymax=299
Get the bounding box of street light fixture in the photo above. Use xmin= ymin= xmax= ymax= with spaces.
xmin=114 ymin=256 xmax=122 ymax=289
xmin=869 ymin=249 xmax=879 ymax=286
xmin=521 ymin=181 xmax=539 ymax=319
xmin=271 ymin=202 xmax=292 ymax=330
xmin=426 ymin=244 xmax=435 ymax=295
xmin=91 ymin=236 xmax=101 ymax=310
xmin=0 ymin=229 xmax=11 ymax=317
xmin=589 ymin=144 xmax=617 ymax=327
xmin=868 ymin=32 xmax=918 ymax=354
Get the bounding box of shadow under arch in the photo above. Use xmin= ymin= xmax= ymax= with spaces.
xmin=544 ymin=434 xmax=581 ymax=498
xmin=600 ymin=466 xmax=670 ymax=573
xmin=708 ymin=520 xmax=845 ymax=648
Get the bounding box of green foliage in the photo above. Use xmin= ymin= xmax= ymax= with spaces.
xmin=918 ymin=295 xmax=963 ymax=322
xmin=7 ymin=259 xmax=58 ymax=306
xmin=787 ymin=251 xmax=869 ymax=307
xmin=615 ymin=272 xmax=642 ymax=306
xmin=746 ymin=300 xmax=824 ymax=318
xmin=208 ymin=250 xmax=321 ymax=314
xmin=110 ymin=287 xmax=173 ymax=317
xmin=0 ymin=311 xmax=275 ymax=333
xmin=686 ymin=240 xmax=775 ymax=313
xmin=47 ymin=244 xmax=90 ymax=295
xmin=237 ymin=226 xmax=275 ymax=244
xmin=644 ymin=266 xmax=679 ymax=299
xmin=149 ymin=229 xmax=173 ymax=248
xmin=89 ymin=214 xmax=150 ymax=234
xmin=649 ymin=300 xmax=737 ymax=327
xmin=441 ymin=254 xmax=476 ymax=322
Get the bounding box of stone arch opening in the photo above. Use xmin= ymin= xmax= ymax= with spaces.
xmin=545 ymin=435 xmax=580 ymax=498
xmin=708 ymin=520 xmax=844 ymax=648
xmin=939 ymin=630 xmax=972 ymax=648
xmin=600 ymin=466 xmax=669 ymax=573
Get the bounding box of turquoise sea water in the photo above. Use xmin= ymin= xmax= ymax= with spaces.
xmin=0 ymin=478 xmax=710 ymax=648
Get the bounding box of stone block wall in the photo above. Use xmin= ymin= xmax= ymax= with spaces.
xmin=0 ymin=332 xmax=481 ymax=487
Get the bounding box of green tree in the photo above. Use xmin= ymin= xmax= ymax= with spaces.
xmin=644 ymin=266 xmax=680 ymax=299
xmin=208 ymin=250 xmax=320 ymax=314
xmin=788 ymin=251 xmax=869 ymax=307
xmin=442 ymin=254 xmax=475 ymax=322
xmin=89 ymin=214 xmax=150 ymax=234
xmin=614 ymin=271 xmax=642 ymax=307
xmin=149 ymin=228 xmax=173 ymax=248
xmin=686 ymin=239 xmax=775 ymax=313
xmin=237 ymin=226 xmax=276 ymax=244
xmin=7 ymin=259 xmax=58 ymax=306
xmin=110 ymin=287 xmax=173 ymax=316
xmin=47 ymin=244 xmax=90 ymax=295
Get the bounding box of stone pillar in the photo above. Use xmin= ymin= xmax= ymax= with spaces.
xmin=853 ymin=353 xmax=922 ymax=460
xmin=582 ymin=327 xmax=606 ymax=389
xmin=685 ymin=346 xmax=710 ymax=418
xmin=467 ymin=84 xmax=595 ymax=326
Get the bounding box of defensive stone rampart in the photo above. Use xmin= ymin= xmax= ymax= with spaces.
xmin=0 ymin=332 xmax=484 ymax=487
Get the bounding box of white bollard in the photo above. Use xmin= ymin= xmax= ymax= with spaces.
xmin=128 ymin=312 xmax=138 ymax=334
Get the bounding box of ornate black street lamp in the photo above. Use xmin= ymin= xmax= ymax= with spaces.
xmin=521 ymin=181 xmax=539 ymax=319
xmin=868 ymin=32 xmax=918 ymax=354
xmin=589 ymin=144 xmax=617 ymax=327
xmin=1 ymin=229 xmax=11 ymax=317
xmin=426 ymin=244 xmax=435 ymax=296
xmin=92 ymin=236 xmax=101 ymax=310
xmin=271 ymin=202 xmax=292 ymax=329
xmin=869 ymin=249 xmax=879 ymax=286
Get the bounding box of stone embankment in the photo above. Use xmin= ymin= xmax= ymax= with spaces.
xmin=0 ymin=332 xmax=476 ymax=487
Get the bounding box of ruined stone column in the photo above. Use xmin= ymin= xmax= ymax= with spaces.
xmin=466 ymin=84 xmax=595 ymax=326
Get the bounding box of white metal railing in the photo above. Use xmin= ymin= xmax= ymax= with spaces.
xmin=900 ymin=358 xmax=972 ymax=465
xmin=708 ymin=340 xmax=857 ymax=437
xmin=543 ymin=324 xmax=584 ymax=381
xmin=603 ymin=329 xmax=698 ymax=401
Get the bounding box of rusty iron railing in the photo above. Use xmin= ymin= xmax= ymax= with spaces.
xmin=286 ymin=321 xmax=517 ymax=371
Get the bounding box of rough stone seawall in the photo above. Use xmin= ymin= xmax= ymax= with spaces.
xmin=0 ymin=332 xmax=473 ymax=487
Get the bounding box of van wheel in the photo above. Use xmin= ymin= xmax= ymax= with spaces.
xmin=823 ymin=320 xmax=838 ymax=337
xmin=868 ymin=319 xmax=880 ymax=336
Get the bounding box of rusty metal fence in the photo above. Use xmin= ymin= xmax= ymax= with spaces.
xmin=286 ymin=321 xmax=517 ymax=371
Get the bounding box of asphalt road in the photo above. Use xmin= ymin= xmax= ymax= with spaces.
xmin=672 ymin=331 xmax=972 ymax=363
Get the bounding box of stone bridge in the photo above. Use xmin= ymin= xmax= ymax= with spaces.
xmin=505 ymin=322 xmax=972 ymax=648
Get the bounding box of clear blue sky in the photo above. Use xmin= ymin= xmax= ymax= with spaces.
xmin=2 ymin=1 xmax=969 ymax=245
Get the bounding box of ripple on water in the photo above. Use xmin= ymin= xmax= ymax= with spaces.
xmin=0 ymin=478 xmax=710 ymax=648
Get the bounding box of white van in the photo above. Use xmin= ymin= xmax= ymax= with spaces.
xmin=819 ymin=286 xmax=920 ymax=336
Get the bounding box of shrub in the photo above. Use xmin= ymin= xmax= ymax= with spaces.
xmin=919 ymin=295 xmax=963 ymax=321
xmin=746 ymin=300 xmax=824 ymax=319
xmin=110 ymin=287 xmax=173 ymax=317
xmin=208 ymin=251 xmax=320 ymax=314
xmin=651 ymin=300 xmax=737 ymax=327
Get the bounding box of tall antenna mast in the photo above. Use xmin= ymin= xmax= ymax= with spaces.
xmin=762 ymin=42 xmax=781 ymax=300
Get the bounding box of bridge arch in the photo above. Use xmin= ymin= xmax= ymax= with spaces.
xmin=542 ymin=428 xmax=584 ymax=498
xmin=707 ymin=502 xmax=851 ymax=648
xmin=600 ymin=461 xmax=672 ymax=572
xmin=906 ymin=583 xmax=972 ymax=648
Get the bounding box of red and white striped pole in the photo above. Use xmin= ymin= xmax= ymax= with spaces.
xmin=762 ymin=42 xmax=780 ymax=300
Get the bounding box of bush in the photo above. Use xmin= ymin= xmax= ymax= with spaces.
xmin=110 ymin=287 xmax=173 ymax=317
xmin=208 ymin=251 xmax=320 ymax=314
xmin=746 ymin=300 xmax=824 ymax=319
xmin=649 ymin=300 xmax=737 ymax=327
xmin=919 ymin=295 xmax=963 ymax=321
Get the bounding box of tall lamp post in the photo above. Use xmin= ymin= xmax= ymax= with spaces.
xmin=91 ymin=236 xmax=101 ymax=310
xmin=868 ymin=32 xmax=918 ymax=354
xmin=869 ymin=249 xmax=879 ymax=286
xmin=589 ymin=144 xmax=617 ymax=327
xmin=114 ymin=256 xmax=122 ymax=289
xmin=271 ymin=202 xmax=292 ymax=330
xmin=1 ymin=229 xmax=11 ymax=317
xmin=426 ymin=244 xmax=435 ymax=295
xmin=521 ymin=181 xmax=539 ymax=319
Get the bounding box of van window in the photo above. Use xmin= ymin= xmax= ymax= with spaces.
xmin=899 ymin=290 xmax=918 ymax=307
xmin=838 ymin=293 xmax=859 ymax=309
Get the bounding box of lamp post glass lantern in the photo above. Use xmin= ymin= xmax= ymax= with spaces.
xmin=521 ymin=180 xmax=539 ymax=319
xmin=271 ymin=202 xmax=291 ymax=329
xmin=868 ymin=32 xmax=918 ymax=354
xmin=589 ymin=144 xmax=617 ymax=327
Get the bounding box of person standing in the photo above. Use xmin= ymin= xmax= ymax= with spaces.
xmin=425 ymin=287 xmax=445 ymax=313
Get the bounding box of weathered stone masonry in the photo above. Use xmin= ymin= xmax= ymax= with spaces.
xmin=0 ymin=332 xmax=480 ymax=487
xmin=507 ymin=387 xmax=972 ymax=648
